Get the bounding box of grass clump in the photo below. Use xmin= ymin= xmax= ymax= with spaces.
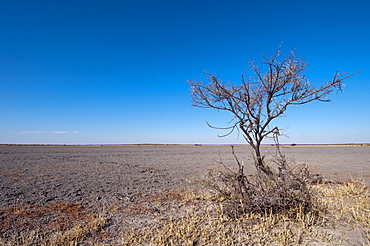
xmin=0 ymin=202 xmax=108 ymax=246
xmin=122 ymin=179 xmax=369 ymax=246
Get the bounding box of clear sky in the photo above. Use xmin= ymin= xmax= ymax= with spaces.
xmin=0 ymin=0 xmax=369 ymax=145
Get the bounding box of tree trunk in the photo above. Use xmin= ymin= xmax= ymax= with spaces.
xmin=254 ymin=143 xmax=273 ymax=176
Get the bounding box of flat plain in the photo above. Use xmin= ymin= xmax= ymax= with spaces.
xmin=1 ymin=145 xmax=369 ymax=244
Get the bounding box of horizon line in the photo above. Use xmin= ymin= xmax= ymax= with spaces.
xmin=1 ymin=143 xmax=369 ymax=147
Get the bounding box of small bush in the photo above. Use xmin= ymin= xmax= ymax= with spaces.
xmin=204 ymin=146 xmax=312 ymax=216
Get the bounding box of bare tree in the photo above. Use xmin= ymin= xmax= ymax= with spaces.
xmin=189 ymin=48 xmax=356 ymax=176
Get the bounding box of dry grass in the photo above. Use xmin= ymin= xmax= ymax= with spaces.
xmin=0 ymin=202 xmax=108 ymax=246
xmin=122 ymin=179 xmax=370 ymax=246
xmin=1 ymin=179 xmax=369 ymax=245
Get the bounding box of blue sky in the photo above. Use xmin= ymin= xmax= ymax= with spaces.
xmin=0 ymin=0 xmax=369 ymax=144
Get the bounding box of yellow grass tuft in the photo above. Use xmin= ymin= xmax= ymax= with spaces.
xmin=0 ymin=202 xmax=108 ymax=246
xmin=122 ymin=179 xmax=370 ymax=245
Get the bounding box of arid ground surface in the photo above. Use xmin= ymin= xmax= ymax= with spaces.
xmin=1 ymin=145 xmax=370 ymax=209
xmin=1 ymin=145 xmax=369 ymax=243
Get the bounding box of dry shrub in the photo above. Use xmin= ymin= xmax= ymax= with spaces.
xmin=204 ymin=146 xmax=312 ymax=216
xmin=122 ymin=179 xmax=369 ymax=245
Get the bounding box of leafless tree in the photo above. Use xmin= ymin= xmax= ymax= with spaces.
xmin=189 ymin=47 xmax=357 ymax=176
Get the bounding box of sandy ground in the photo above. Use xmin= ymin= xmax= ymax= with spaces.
xmin=1 ymin=145 xmax=369 ymax=241
xmin=1 ymin=145 xmax=369 ymax=210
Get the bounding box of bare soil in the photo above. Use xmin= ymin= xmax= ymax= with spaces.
xmin=1 ymin=145 xmax=369 ymax=243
